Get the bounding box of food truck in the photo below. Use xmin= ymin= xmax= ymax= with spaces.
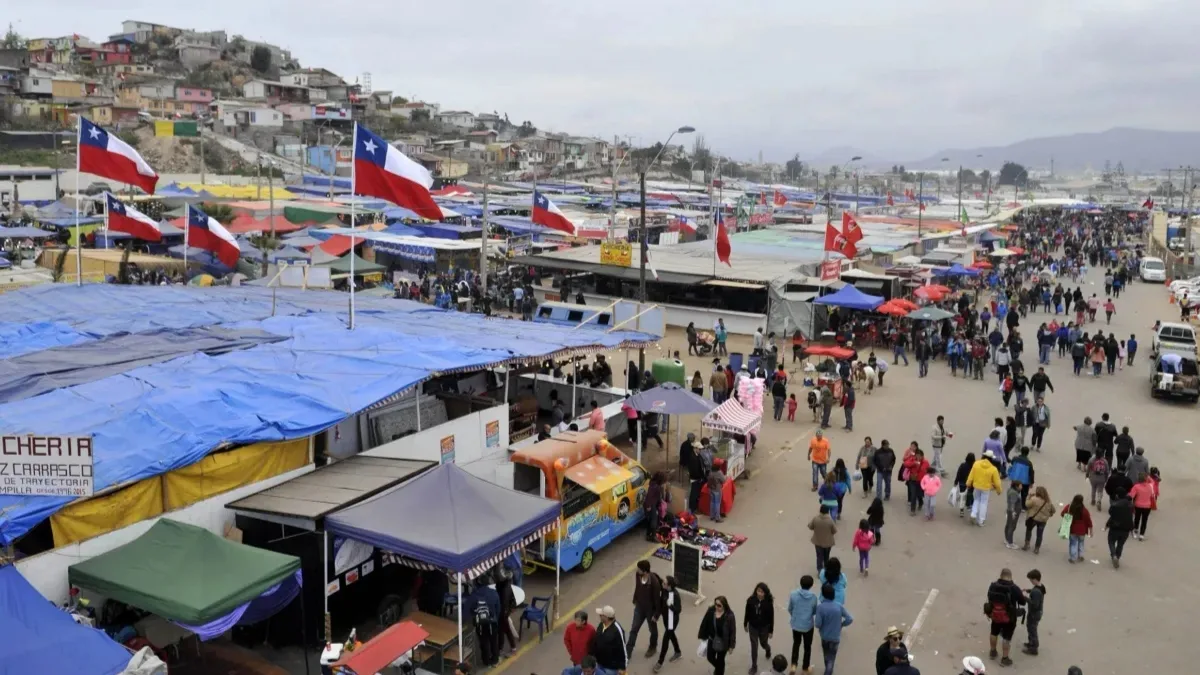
xmin=510 ymin=430 xmax=648 ymax=572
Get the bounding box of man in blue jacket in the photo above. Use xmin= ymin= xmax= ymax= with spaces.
xmin=814 ymin=584 xmax=853 ymax=675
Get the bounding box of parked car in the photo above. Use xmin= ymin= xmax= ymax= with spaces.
xmin=1152 ymin=321 xmax=1197 ymax=356
xmin=1150 ymin=347 xmax=1199 ymax=402
xmin=1168 ymin=275 xmax=1200 ymax=292
xmin=1140 ymin=256 xmax=1167 ymax=282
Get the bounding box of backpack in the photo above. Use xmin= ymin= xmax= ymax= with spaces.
xmin=1090 ymin=457 xmax=1109 ymax=477
xmin=985 ymin=582 xmax=1013 ymax=624
xmin=1007 ymin=460 xmax=1030 ymax=485
xmin=472 ymin=598 xmax=493 ymax=626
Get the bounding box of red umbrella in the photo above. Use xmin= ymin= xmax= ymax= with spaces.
xmin=891 ymin=298 xmax=920 ymax=310
xmin=913 ymin=286 xmax=945 ymax=300
xmin=926 ymin=284 xmax=953 ymax=293
xmin=875 ymin=301 xmax=909 ymax=317
xmin=971 ymin=260 xmax=993 ymax=269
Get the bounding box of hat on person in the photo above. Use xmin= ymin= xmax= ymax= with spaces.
xmin=982 ymin=449 xmax=995 ymax=459
xmin=885 ymin=626 xmax=904 ymax=639
xmin=595 ymin=605 xmax=616 ymax=619
xmin=962 ymin=656 xmax=986 ymax=674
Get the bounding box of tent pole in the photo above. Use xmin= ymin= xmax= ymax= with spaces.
xmin=554 ymin=526 xmax=562 ymax=621
xmin=322 ymin=530 xmax=329 ymax=642
xmin=637 ymin=418 xmax=643 ymax=464
xmin=416 ymin=388 xmax=422 ymax=432
xmin=571 ymin=359 xmax=578 ymax=420
xmin=503 ymin=367 xmax=510 ymax=405
xmin=455 ymin=572 xmax=463 ymax=660
xmin=299 ymin=580 xmax=311 ymax=675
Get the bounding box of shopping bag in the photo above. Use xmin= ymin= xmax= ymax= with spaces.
xmin=1058 ymin=513 xmax=1073 ymax=539
xmin=947 ymin=485 xmax=961 ymax=507
xmin=696 ymin=640 xmax=709 ymax=658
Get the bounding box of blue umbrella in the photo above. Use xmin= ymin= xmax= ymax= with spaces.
xmin=627 ymin=382 xmax=716 ymax=415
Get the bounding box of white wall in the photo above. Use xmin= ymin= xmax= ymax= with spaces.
xmin=15 ymin=464 xmax=314 ymax=604
xmin=363 ymin=404 xmax=511 ymax=483
xmin=532 ymin=288 xmax=765 ymax=336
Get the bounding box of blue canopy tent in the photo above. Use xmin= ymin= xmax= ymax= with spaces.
xmin=0 ymin=225 xmax=57 ymax=239
xmin=812 ymin=284 xmax=884 ymax=311
xmin=0 ymin=565 xmax=134 ymax=675
xmin=325 ymin=462 xmax=560 ymax=651
xmin=933 ymin=263 xmax=980 ymax=278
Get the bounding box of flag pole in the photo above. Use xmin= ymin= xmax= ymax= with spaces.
xmin=102 ymin=192 xmax=109 ymax=250
xmin=74 ymin=117 xmax=82 ymax=286
xmin=349 ymin=122 xmax=357 ymax=330
xmin=184 ymin=204 xmax=190 ymax=272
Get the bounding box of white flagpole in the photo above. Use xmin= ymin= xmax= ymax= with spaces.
xmin=102 ymin=192 xmax=109 ymax=250
xmin=74 ymin=118 xmax=82 ymax=286
xmin=183 ymin=204 xmax=190 ymax=272
xmin=349 ymin=123 xmax=357 ymax=330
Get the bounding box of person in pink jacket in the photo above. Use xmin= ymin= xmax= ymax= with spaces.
xmin=1128 ymin=469 xmax=1159 ymax=540
xmin=920 ymin=466 xmax=943 ymax=520
xmin=852 ymin=519 xmax=875 ymax=575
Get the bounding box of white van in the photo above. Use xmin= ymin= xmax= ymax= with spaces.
xmin=1140 ymin=257 xmax=1167 ymax=282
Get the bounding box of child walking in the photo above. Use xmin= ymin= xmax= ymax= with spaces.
xmin=1117 ymin=340 xmax=1127 ymax=371
xmin=786 ymin=393 xmax=798 ymax=422
xmin=852 ymin=519 xmax=875 ymax=576
xmin=866 ymin=497 xmax=885 ymax=546
xmin=920 ymin=466 xmax=942 ymax=520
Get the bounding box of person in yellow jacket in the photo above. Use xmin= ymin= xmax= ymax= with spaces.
xmin=965 ymin=450 xmax=1004 ymax=526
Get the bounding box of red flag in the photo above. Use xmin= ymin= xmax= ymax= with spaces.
xmin=773 ymin=190 xmax=787 ymax=207
xmin=841 ymin=211 xmax=864 ymax=244
xmin=919 ymin=202 xmax=926 ymax=212
xmin=759 ymin=192 xmax=767 ymax=206
xmin=824 ymin=222 xmax=858 ymax=259
xmin=716 ymin=216 xmax=732 ymax=266
xmin=886 ymin=191 xmax=894 ymax=206
xmin=1142 ymin=197 xmax=1155 ymax=209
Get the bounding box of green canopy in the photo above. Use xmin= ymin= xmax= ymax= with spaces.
xmin=283 ymin=204 xmax=342 ymax=224
xmin=317 ymin=252 xmax=386 ymax=275
xmin=67 ymin=519 xmax=300 ymax=624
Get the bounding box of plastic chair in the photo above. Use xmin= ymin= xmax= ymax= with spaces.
xmin=518 ymin=596 xmax=551 ymax=641
xmin=442 ymin=592 xmax=459 ymax=618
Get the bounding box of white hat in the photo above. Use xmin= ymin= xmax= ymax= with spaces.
xmin=962 ymin=655 xmax=986 ymax=673
xmin=982 ymin=449 xmax=995 ymax=459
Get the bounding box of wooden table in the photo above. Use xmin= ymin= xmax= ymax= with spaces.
xmin=407 ymin=610 xmax=460 ymax=673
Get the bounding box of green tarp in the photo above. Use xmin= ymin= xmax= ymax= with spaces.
xmin=67 ymin=519 xmax=300 ymax=624
xmin=317 ymin=252 xmax=385 ymax=275
xmin=283 ymin=205 xmax=341 ymax=225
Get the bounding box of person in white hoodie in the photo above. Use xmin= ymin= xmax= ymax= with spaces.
xmin=930 ymin=416 xmax=953 ymax=477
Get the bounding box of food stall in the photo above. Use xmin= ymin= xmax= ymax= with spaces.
xmin=700 ymin=395 xmax=762 ymax=517
xmin=325 ymin=620 xmax=430 ymax=675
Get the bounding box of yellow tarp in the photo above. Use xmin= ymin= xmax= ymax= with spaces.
xmin=176 ymin=184 xmax=297 ymax=200
xmin=154 ymin=120 xmax=175 ymax=137
xmin=161 ymin=439 xmax=308 ymax=510
xmin=50 ymin=477 xmax=164 ymax=547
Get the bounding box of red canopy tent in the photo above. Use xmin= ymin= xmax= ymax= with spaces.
xmin=332 ymin=621 xmax=429 ymax=675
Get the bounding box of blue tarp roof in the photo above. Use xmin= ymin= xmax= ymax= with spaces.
xmin=325 ymin=463 xmax=559 ymax=574
xmin=300 ymin=175 xmax=352 ymax=190
xmin=0 ymin=225 xmax=57 ymax=238
xmin=490 ymin=216 xmax=549 ymax=236
xmin=411 ymin=223 xmax=476 ymax=240
xmin=34 ymin=216 xmax=105 ymax=228
xmin=0 ymin=285 xmax=658 ymax=545
xmin=0 ymin=565 xmax=131 ymax=675
xmin=813 ymin=284 xmax=884 ymax=310
xmin=381 ymin=223 xmax=425 ymax=238
xmin=383 ymin=206 xmax=429 ymax=222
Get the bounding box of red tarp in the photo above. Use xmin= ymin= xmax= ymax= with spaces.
xmin=319 ymin=235 xmax=355 ymax=257
xmin=226 ymin=215 xmax=307 ymax=235
xmin=333 ymin=621 xmax=429 ymax=675
xmin=804 ymin=345 xmax=856 ymax=360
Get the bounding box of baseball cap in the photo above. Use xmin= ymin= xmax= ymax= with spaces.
xmin=595 ymin=605 xmax=616 ymax=619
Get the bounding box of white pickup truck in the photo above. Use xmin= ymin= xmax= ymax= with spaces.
xmin=1151 ymin=322 xmax=1197 ymax=356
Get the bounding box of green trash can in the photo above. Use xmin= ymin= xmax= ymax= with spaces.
xmin=651 ymin=358 xmax=686 ymax=388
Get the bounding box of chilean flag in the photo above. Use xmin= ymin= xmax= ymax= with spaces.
xmin=886 ymin=191 xmax=894 ymax=206
xmin=78 ymin=117 xmax=158 ymax=194
xmin=187 ymin=205 xmax=240 ymax=267
xmin=105 ymin=192 xmax=161 ymax=241
xmin=1142 ymin=197 xmax=1155 ymax=210
xmin=675 ymin=215 xmax=698 ymax=233
xmin=532 ymin=190 xmax=577 ymax=236
xmin=352 ymin=123 xmax=441 ymax=220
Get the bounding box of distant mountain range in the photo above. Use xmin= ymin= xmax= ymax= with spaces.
xmin=904 ymin=128 xmax=1200 ymax=173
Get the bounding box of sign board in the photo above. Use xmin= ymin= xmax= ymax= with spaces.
xmin=726 ymin=443 xmax=746 ymax=481
xmin=749 ymin=212 xmax=774 ymax=226
xmin=820 ymin=260 xmax=841 ymax=281
xmin=506 ymin=234 xmax=532 ymax=258
xmin=0 ymin=435 xmax=94 ymax=497
xmin=600 ymin=241 xmax=633 ymax=267
xmin=440 ymin=435 xmax=456 ymax=464
xmin=671 ymin=539 xmax=706 ymax=604
xmin=485 ymin=420 xmax=500 ymax=448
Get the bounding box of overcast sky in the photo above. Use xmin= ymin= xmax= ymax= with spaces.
xmin=12 ymin=0 xmax=1200 ymax=163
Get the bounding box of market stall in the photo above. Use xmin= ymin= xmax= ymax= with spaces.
xmin=326 ymin=620 xmax=429 ymax=675
xmin=626 ymin=382 xmax=717 ymax=464
xmin=323 ymin=463 xmax=560 ymax=665
xmin=700 ymin=397 xmax=762 ymax=515
xmin=67 ymin=519 xmax=304 ymax=663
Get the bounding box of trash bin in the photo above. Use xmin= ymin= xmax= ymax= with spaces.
xmin=651 ymin=358 xmax=686 ymax=387
xmin=747 ymin=355 xmax=760 ymax=373
xmin=729 ymin=352 xmax=744 ymax=372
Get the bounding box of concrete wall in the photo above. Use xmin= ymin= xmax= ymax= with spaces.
xmin=15 ymin=464 xmax=315 ymax=604
xmin=363 ymin=403 xmax=512 ymax=486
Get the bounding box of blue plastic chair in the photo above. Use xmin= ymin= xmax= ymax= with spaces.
xmin=519 ymin=596 xmax=551 ymax=641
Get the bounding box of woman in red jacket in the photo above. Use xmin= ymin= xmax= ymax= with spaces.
xmin=1061 ymin=494 xmax=1093 ymax=563
xmin=1128 ymin=471 xmax=1158 ymax=541
xmin=901 ymin=443 xmax=930 ymax=516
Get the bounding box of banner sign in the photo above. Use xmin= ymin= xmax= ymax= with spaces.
xmin=600 ymin=241 xmax=633 ymax=267
xmin=0 ymin=435 xmax=94 ymax=497
xmin=506 ymin=234 xmax=532 ymax=258
xmin=820 ymin=260 xmax=841 ymax=281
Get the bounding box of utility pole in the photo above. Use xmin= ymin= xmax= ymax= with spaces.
xmin=480 ymin=165 xmax=489 ymax=300
xmin=1163 ymin=168 xmax=1175 ymax=211
xmin=199 ymin=129 xmax=207 ymax=185
xmin=854 ymin=171 xmax=859 ymax=215
xmin=256 ymin=156 xmax=262 ymax=200
xmin=638 ymin=165 xmax=648 ymax=375
xmin=917 ymin=172 xmax=924 ymax=242
xmin=609 ymin=136 xmax=619 ymax=241
xmin=956 ymin=164 xmax=962 ymax=226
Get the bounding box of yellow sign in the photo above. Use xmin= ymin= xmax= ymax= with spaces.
xmin=600 ymin=241 xmax=633 ymax=267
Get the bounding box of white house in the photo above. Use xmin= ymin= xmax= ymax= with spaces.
xmin=436 ymin=110 xmax=475 ymax=129
xmin=393 ymin=101 xmax=440 ymax=119
xmin=19 ymin=68 xmax=54 ymax=96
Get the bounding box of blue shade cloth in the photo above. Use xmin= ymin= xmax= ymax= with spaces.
xmin=0 ymin=225 xmax=59 ymax=238
xmin=933 ymin=263 xmax=981 ymax=278
xmin=381 ymin=223 xmax=425 ymax=238
xmin=627 ymin=382 xmax=717 ymax=415
xmin=174 ymin=570 xmax=302 ymax=641
xmin=325 ymin=463 xmax=559 ymax=574
xmin=812 ymin=285 xmax=884 ymax=310
xmin=0 ymin=285 xmax=657 ymax=545
xmin=0 ymin=566 xmax=130 ymax=675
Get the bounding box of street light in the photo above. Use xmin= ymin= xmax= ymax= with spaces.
xmin=849 ymin=155 xmax=863 ymax=214
xmin=638 ymin=125 xmax=694 ymax=374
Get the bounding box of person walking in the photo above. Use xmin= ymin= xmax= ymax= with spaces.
xmin=809 ymin=431 xmax=831 ymax=491
xmin=1129 ymin=471 xmax=1157 ymax=540
xmin=817 ymin=557 xmax=848 ymax=607
xmin=711 ymin=365 xmax=728 ymax=404
xmin=564 ymin=611 xmax=597 ymax=669
xmin=1003 ymin=480 xmax=1024 ymax=549
xmin=808 ymin=506 xmax=837 ymax=572
xmin=902 ymin=445 xmax=929 ymax=516
xmin=787 ymin=576 xmax=818 ymax=675
xmin=687 ymin=322 xmax=699 ymax=356
xmin=592 ymin=606 xmax=629 ymax=675
xmin=920 ymin=466 xmax=941 ymax=520
xmin=966 ymin=451 xmax=1003 ymax=526
xmin=698 ymin=596 xmax=737 ymax=675
xmin=856 ymin=437 xmax=877 ymax=497
xmin=875 ymin=628 xmax=905 ymax=675
xmin=1094 ymin=413 xmax=1117 ymax=467
xmin=840 ymin=385 xmax=856 ymax=431
xmin=953 ymin=453 xmax=977 ymax=518
xmin=1022 ymin=570 xmax=1045 ymax=656
xmin=1125 ymin=446 xmax=1149 ymax=483
xmin=852 ymin=519 xmax=875 ymax=576
xmin=813 ymin=584 xmax=853 ymax=675
xmin=1086 ymin=452 xmax=1110 ymax=511
xmin=627 ymin=560 xmax=664 ymax=658
xmin=985 ymin=568 xmax=1026 ymax=667
xmin=1114 ymin=426 xmax=1134 ymax=473
xmin=930 ymin=416 xmax=952 ymax=477
xmin=1073 ymin=417 xmax=1096 ymax=472
xmin=1061 ymin=495 xmax=1093 ymax=563
xmin=1104 ymin=490 xmax=1135 ymax=568
xmin=745 ymin=583 xmax=776 ymax=675
xmin=652 ymin=576 xmax=683 ymax=672
xmin=1030 ymin=397 xmax=1051 ymax=451
xmin=1008 ymin=445 xmax=1035 ymax=503
xmin=772 ymin=376 xmax=787 ymax=422
xmin=873 ymin=440 xmax=896 ymax=501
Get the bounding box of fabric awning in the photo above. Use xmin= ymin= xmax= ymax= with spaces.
xmin=702 ymin=399 xmax=762 ymax=435
xmin=317 ymin=253 xmax=385 ymax=275
xmin=67 ymin=519 xmax=301 ymax=624
xmin=372 ymin=239 xmax=437 ymax=263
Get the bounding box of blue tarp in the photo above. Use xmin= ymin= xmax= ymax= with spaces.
xmin=0 ymin=226 xmax=57 ymax=238
xmin=35 ymin=216 xmax=105 ymax=228
xmin=383 ymin=206 xmax=428 ymax=222
xmin=0 ymin=565 xmax=130 ymax=675
xmin=813 ymin=285 xmax=884 ymax=310
xmin=490 ymin=216 xmax=548 ymax=236
xmin=0 ymin=285 xmax=658 ymax=545
xmin=300 ymin=175 xmax=352 ymax=190
xmin=411 ymin=223 xmax=476 ymax=240
xmin=381 ymin=223 xmax=425 ymax=238
xmin=325 ymin=463 xmax=560 ymax=574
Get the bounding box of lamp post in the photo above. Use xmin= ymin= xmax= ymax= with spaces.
xmin=637 ymin=125 xmax=694 ymax=374
xmin=848 ymin=155 xmax=863 ymax=214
